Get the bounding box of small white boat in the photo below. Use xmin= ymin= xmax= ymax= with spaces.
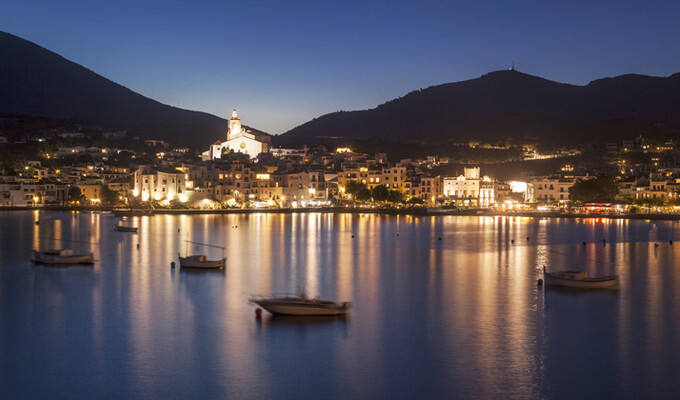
xmin=114 ymin=224 xmax=138 ymax=233
xmin=543 ymin=268 xmax=618 ymax=289
xmin=179 ymin=255 xmax=226 ymax=269
xmin=249 ymin=292 xmax=351 ymax=316
xmin=32 ymin=249 xmax=95 ymax=265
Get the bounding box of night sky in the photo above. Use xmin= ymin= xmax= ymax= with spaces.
xmin=2 ymin=0 xmax=679 ymax=134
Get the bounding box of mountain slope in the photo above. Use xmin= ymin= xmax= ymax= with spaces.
xmin=278 ymin=70 xmax=680 ymax=146
xmin=0 ymin=31 xmax=228 ymax=147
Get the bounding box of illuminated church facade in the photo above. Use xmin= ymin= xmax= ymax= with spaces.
xmin=202 ymin=110 xmax=271 ymax=161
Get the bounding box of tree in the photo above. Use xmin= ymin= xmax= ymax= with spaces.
xmin=569 ymin=175 xmax=619 ymax=203
xmin=100 ymin=186 xmax=120 ymax=205
xmin=408 ymin=196 xmax=425 ymax=205
xmin=371 ymin=185 xmax=389 ymax=202
xmin=356 ymin=188 xmax=372 ymax=202
xmin=345 ymin=180 xmax=367 ymax=197
xmin=388 ymin=190 xmax=405 ymax=203
xmin=68 ymin=187 xmax=85 ymax=203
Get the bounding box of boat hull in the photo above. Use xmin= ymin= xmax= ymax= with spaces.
xmin=544 ymin=273 xmax=618 ymax=289
xmin=179 ymin=257 xmax=226 ymax=269
xmin=114 ymin=226 xmax=138 ymax=232
xmin=32 ymin=252 xmax=95 ymax=265
xmin=251 ymin=299 xmax=350 ymax=316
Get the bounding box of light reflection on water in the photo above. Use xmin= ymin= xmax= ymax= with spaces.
xmin=1 ymin=211 xmax=680 ymax=399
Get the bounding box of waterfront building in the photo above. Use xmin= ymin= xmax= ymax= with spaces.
xmin=409 ymin=175 xmax=442 ymax=206
xmin=132 ymin=167 xmax=187 ymax=202
xmin=0 ymin=179 xmax=68 ymax=207
xmin=76 ymin=183 xmax=103 ymax=202
xmin=273 ymin=170 xmax=332 ymax=207
xmin=530 ymin=176 xmax=577 ymax=202
xmin=442 ymin=167 xmax=495 ymax=207
xmin=381 ymin=165 xmax=409 ymax=193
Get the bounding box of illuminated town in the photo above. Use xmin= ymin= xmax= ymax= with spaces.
xmin=2 ymin=109 xmax=679 ymax=216
xmin=3 ymin=2 xmax=680 ymax=399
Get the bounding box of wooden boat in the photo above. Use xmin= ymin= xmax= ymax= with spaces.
xmin=178 ymin=240 xmax=226 ymax=269
xmin=249 ymin=292 xmax=351 ymax=316
xmin=543 ymin=268 xmax=618 ymax=289
xmin=114 ymin=223 xmax=138 ymax=233
xmin=178 ymin=255 xmax=226 ymax=269
xmin=32 ymin=249 xmax=95 ymax=265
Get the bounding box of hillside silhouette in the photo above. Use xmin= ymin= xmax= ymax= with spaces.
xmin=0 ymin=31 xmax=231 ymax=147
xmin=278 ymin=69 xmax=680 ymax=146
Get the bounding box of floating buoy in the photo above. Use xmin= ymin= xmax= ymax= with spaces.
xmin=255 ymin=308 xmax=263 ymax=319
xmin=171 ymin=261 xmax=175 ymax=268
xmin=537 ymin=278 xmax=543 ymax=285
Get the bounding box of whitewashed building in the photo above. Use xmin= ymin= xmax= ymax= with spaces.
xmin=132 ymin=167 xmax=187 ymax=202
xmin=442 ymin=167 xmax=495 ymax=207
xmin=202 ymin=110 xmax=271 ymax=160
xmin=531 ymin=176 xmax=578 ymax=202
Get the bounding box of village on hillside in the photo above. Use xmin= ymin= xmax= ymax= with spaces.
xmin=1 ymin=110 xmax=680 ymax=216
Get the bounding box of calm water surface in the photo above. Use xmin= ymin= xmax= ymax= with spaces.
xmin=1 ymin=211 xmax=679 ymax=399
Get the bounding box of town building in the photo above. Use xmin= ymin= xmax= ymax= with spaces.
xmin=442 ymin=167 xmax=495 ymax=207
xmin=0 ymin=180 xmax=68 ymax=207
xmin=531 ymin=176 xmax=577 ymax=202
xmin=132 ymin=167 xmax=187 ymax=202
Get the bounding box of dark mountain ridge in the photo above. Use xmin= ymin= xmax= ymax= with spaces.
xmin=278 ymin=70 xmax=680 ymax=147
xmin=0 ymin=31 xmax=233 ymax=147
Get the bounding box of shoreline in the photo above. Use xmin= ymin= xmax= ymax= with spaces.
xmin=3 ymin=206 xmax=680 ymax=220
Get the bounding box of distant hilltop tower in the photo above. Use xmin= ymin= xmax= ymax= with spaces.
xmin=510 ymin=60 xmax=515 ymax=71
xmin=227 ymin=109 xmax=242 ymax=141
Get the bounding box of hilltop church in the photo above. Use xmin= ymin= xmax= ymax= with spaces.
xmin=202 ymin=110 xmax=271 ymax=161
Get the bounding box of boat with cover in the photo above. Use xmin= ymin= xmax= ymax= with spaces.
xmin=178 ymin=254 xmax=226 ymax=269
xmin=249 ymin=291 xmax=351 ymax=316
xmin=543 ymin=267 xmax=618 ymax=289
xmin=32 ymin=249 xmax=95 ymax=265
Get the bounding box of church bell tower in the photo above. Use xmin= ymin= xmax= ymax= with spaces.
xmin=227 ymin=109 xmax=242 ymax=141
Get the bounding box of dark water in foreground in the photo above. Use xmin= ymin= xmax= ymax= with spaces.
xmin=1 ymin=211 xmax=679 ymax=399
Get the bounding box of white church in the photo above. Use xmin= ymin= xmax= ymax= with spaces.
xmin=202 ymin=110 xmax=271 ymax=161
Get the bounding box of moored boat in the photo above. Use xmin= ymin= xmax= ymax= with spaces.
xmin=249 ymin=292 xmax=351 ymax=316
xmin=114 ymin=224 xmax=138 ymax=233
xmin=543 ymin=268 xmax=618 ymax=289
xmin=31 ymin=249 xmax=95 ymax=265
xmin=113 ymin=208 xmax=154 ymax=217
xmin=179 ymin=255 xmax=226 ymax=269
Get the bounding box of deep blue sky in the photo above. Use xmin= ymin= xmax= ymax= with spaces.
xmin=2 ymin=0 xmax=680 ymax=134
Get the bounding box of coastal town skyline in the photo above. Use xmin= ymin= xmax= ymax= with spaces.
xmin=4 ymin=3 xmax=680 ymax=398
xmin=2 ymin=0 xmax=680 ymax=134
